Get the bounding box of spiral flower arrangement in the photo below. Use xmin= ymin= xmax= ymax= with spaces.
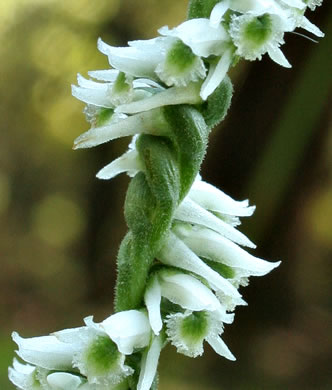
xmin=9 ymin=1 xmax=324 ymax=389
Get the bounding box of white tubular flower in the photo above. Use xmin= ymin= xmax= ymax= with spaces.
xmin=229 ymin=13 xmax=291 ymax=67
xmin=54 ymin=317 xmax=133 ymax=387
xmin=101 ymin=310 xmax=152 ymax=355
xmin=157 ymin=232 xmax=245 ymax=308
xmin=174 ymin=197 xmax=255 ymax=248
xmin=73 ymin=107 xmax=170 ymax=150
xmin=144 ymin=269 xmax=233 ymax=336
xmin=12 ymin=332 xmax=75 ymax=371
xmin=165 ymin=310 xmax=235 ymax=360
xmin=173 ymin=222 xmax=281 ymax=282
xmin=187 ymin=176 xmax=256 ymax=226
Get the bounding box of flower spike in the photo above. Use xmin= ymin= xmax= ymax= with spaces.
xmin=9 ymin=0 xmax=325 ymax=388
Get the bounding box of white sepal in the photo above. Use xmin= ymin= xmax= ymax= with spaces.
xmin=96 ymin=149 xmax=143 ymax=180
xmin=206 ymin=334 xmax=236 ymax=361
xmin=144 ymin=275 xmax=163 ymax=335
xmin=137 ymin=335 xmax=163 ymax=390
xmin=299 ymin=16 xmax=324 ymax=37
xmin=12 ymin=332 xmax=75 ymax=371
xmin=200 ymin=49 xmax=233 ymax=100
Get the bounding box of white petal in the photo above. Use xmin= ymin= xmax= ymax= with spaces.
xmin=206 ymin=335 xmax=236 ymax=360
xmin=115 ymin=82 xmax=202 ymax=114
xmin=159 ymin=269 xmax=223 ymax=311
xmin=200 ymin=49 xmax=232 ymax=100
xmin=158 ymin=233 xmax=242 ymax=300
xmin=96 ymin=149 xmax=143 ymax=180
xmin=189 ymin=179 xmax=255 ymax=217
xmin=73 ymin=108 xmax=169 ymax=149
xmin=47 ymin=372 xmax=83 ymax=389
xmin=159 ymin=19 xmax=229 ymax=57
xmin=267 ymin=46 xmax=292 ymax=68
xmin=210 ymin=1 xmax=230 ymax=27
xmin=144 ymin=275 xmax=163 ymax=335
xmin=175 ymin=197 xmax=255 ymax=248
xmin=101 ymin=310 xmax=151 ymax=355
xmin=12 ymin=332 xmax=75 ymax=371
xmin=300 ymin=16 xmax=325 ymax=38
xmin=137 ymin=336 xmax=163 ymax=390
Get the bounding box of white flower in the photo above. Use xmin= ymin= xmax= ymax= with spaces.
xmin=157 ymin=232 xmax=246 ymax=310
xmin=144 ymin=268 xmax=233 ymax=335
xmin=173 ymin=222 xmax=281 ymax=283
xmin=72 ymin=107 xmax=170 ymax=150
xmin=54 ymin=316 xmax=134 ymax=386
xmin=174 ymin=196 xmax=255 ymax=247
xmin=165 ymin=310 xmax=235 ymax=360
xmin=229 ymin=13 xmax=291 ymax=67
xmin=187 ymin=176 xmax=256 ymax=226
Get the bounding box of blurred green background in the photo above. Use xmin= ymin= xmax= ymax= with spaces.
xmin=1 ymin=1 xmax=331 ymax=389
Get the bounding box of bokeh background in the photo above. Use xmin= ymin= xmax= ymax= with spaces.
xmin=1 ymin=1 xmax=331 ymax=389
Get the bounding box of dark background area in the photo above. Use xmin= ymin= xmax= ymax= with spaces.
xmin=1 ymin=1 xmax=331 ymax=389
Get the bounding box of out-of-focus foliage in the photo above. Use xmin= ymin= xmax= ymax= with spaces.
xmin=1 ymin=1 xmax=331 ymax=389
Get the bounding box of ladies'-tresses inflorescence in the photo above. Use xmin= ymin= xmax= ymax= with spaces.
xmin=9 ymin=1 xmax=324 ymax=389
